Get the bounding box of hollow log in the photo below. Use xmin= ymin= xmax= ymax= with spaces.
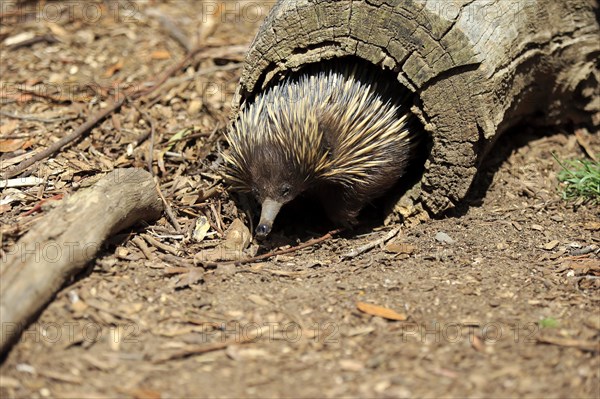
xmin=233 ymin=0 xmax=600 ymax=214
xmin=0 ymin=168 xmax=164 ymax=356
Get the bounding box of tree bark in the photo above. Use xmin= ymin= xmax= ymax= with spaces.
xmin=0 ymin=168 xmax=163 ymax=356
xmin=233 ymin=0 xmax=600 ymax=214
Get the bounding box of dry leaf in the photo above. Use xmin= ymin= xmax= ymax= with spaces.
xmin=127 ymin=388 xmax=162 ymax=399
xmin=103 ymin=59 xmax=124 ymax=78
xmin=356 ymin=301 xmax=407 ymax=321
xmin=583 ymin=221 xmax=600 ymax=231
xmin=0 ymin=139 xmax=25 ymax=153
xmin=151 ymin=50 xmax=171 ymax=59
xmin=0 ymin=120 xmax=19 ymax=136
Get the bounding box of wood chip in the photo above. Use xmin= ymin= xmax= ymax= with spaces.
xmin=471 ymin=335 xmax=486 ymax=352
xmin=511 ymin=221 xmax=523 ymax=231
xmin=384 ymin=241 xmax=415 ymax=254
xmin=222 ymin=218 xmax=251 ymax=251
xmin=543 ymin=240 xmax=560 ymax=250
xmin=574 ymin=128 xmax=598 ymax=162
xmin=339 ymin=359 xmax=365 ymax=371
xmin=192 ymin=216 xmax=211 ymax=242
xmin=124 ymin=388 xmax=162 ymax=399
xmin=356 ymin=301 xmax=407 ymax=321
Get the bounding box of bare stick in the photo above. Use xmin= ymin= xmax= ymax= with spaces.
xmin=141 ymin=233 xmax=180 ymax=255
xmin=0 ymin=110 xmax=78 ymax=123
xmin=152 ymin=336 xmax=255 ymax=364
xmin=196 ymin=229 xmax=344 ymax=268
xmin=133 ymin=44 xmax=248 ymax=100
xmin=0 ymin=168 xmax=163 ymax=356
xmin=243 ymin=229 xmax=344 ymax=263
xmin=340 ymin=227 xmax=401 ymax=259
xmin=155 ymin=12 xmax=192 ymax=52
xmin=132 ymin=103 xmax=157 ymax=173
xmin=155 ymin=179 xmax=183 ymax=234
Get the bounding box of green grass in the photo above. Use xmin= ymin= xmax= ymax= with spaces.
xmin=553 ymin=154 xmax=600 ymax=204
xmin=539 ymin=317 xmax=559 ymax=329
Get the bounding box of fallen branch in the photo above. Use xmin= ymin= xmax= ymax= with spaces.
xmin=0 ymin=168 xmax=164 ymax=356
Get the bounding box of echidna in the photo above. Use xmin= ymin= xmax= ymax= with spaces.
xmin=224 ymin=62 xmax=418 ymax=237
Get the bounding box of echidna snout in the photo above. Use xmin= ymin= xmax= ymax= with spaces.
xmin=225 ymin=62 xmax=417 ymax=238
xmin=256 ymin=198 xmax=283 ymax=238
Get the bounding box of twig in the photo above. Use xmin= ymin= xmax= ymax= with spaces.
xmin=151 ymin=63 xmax=243 ymax=93
xmin=131 ymin=236 xmax=154 ymax=260
xmin=341 ymin=226 xmax=401 ymax=259
xmin=132 ymin=44 xmax=248 ymax=101
xmin=198 ymin=185 xmax=220 ymax=201
xmin=131 ymin=48 xmax=202 ymax=100
xmin=0 ymin=176 xmax=45 ymax=189
xmin=243 ymin=228 xmax=343 ymax=263
xmin=141 ymin=233 xmax=180 ymax=256
xmin=0 ymin=110 xmax=78 ymax=123
xmin=132 ymin=103 xmax=157 ymax=173
xmin=0 ymin=99 xmax=125 ymax=180
xmin=155 ymin=179 xmax=183 ymax=234
xmin=152 ymin=336 xmax=255 ymax=364
xmin=16 ymin=87 xmax=73 ymax=103
xmin=196 ymin=229 xmax=344 ymax=267
xmin=8 ymin=34 xmax=58 ymax=51
xmin=154 ymin=12 xmax=192 ymax=52
xmin=537 ymin=335 xmax=600 ymax=352
xmin=21 ymin=194 xmax=64 ymax=217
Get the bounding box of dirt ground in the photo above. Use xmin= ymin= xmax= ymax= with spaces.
xmin=1 ymin=1 xmax=599 ymax=398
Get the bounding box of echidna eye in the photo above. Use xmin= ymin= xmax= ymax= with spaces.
xmin=251 ymin=187 xmax=259 ymax=197
xmin=280 ymin=184 xmax=291 ymax=197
